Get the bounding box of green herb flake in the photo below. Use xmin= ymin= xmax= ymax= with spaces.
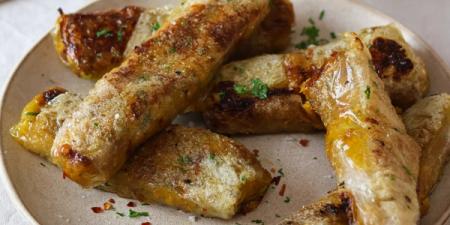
xmin=178 ymin=155 xmax=193 ymax=165
xmin=389 ymin=174 xmax=396 ymax=181
xmin=319 ymin=10 xmax=325 ymax=20
xmin=364 ymin=86 xmax=371 ymax=99
xmin=93 ymin=122 xmax=99 ymax=128
xmin=278 ymin=168 xmax=284 ymax=177
xmin=284 ymin=196 xmax=291 ymax=203
xmin=251 ymin=219 xmax=265 ymax=224
xmin=295 ymin=25 xmax=320 ymax=49
xmin=313 ymin=157 xmax=318 ymax=160
xmin=25 ymin=112 xmax=39 ymax=116
xmin=233 ymin=84 xmax=249 ymax=95
xmin=218 ymin=91 xmax=226 ymax=100
xmin=251 ymin=78 xmax=269 ymax=99
xmin=96 ymin=28 xmax=113 ymax=38
xmin=308 ymin=17 xmax=315 ymax=25
xmin=275 ymin=214 xmax=281 ymax=218
xmin=330 ymin=32 xmax=337 ymax=39
xmin=403 ymin=165 xmax=413 ymax=177
xmin=128 ymin=209 xmax=149 ymax=218
xmin=116 ymin=212 xmax=125 ymax=217
xmin=208 ymin=153 xmax=216 ymax=161
xmin=117 ymin=29 xmax=124 ymax=42
xmin=40 ymin=162 xmax=46 ymax=167
xmin=240 ymin=175 xmax=247 ymax=182
xmin=151 ymin=22 xmax=161 ymax=32
xmin=169 ymin=47 xmax=177 ymax=54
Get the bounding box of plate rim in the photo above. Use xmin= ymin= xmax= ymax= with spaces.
xmin=0 ymin=0 xmax=449 ymax=224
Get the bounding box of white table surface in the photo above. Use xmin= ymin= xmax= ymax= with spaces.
xmin=0 ymin=0 xmax=449 ymax=224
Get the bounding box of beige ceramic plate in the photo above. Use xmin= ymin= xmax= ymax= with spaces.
xmin=1 ymin=0 xmax=449 ymax=224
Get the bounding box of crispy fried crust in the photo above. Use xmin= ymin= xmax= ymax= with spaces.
xmin=201 ymin=25 xmax=428 ymax=135
xmin=402 ymin=93 xmax=450 ymax=214
xmin=201 ymin=54 xmax=323 ymax=134
xmin=359 ymin=24 xmax=429 ymax=108
xmin=53 ymin=6 xmax=143 ymax=79
xmin=301 ymin=33 xmax=420 ymax=225
xmin=102 ymin=125 xmax=271 ymax=219
xmin=53 ymin=0 xmax=293 ymax=79
xmin=51 ymin=0 xmax=270 ymax=188
xmin=278 ymin=189 xmax=351 ymax=225
xmin=10 ymin=90 xmax=271 ymax=219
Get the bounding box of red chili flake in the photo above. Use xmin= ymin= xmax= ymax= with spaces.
xmin=270 ymin=168 xmax=276 ymax=173
xmin=127 ymin=201 xmax=137 ymax=207
xmin=271 ymin=176 xmax=281 ymax=186
xmin=141 ymin=223 xmax=152 ymax=225
xmin=279 ymin=184 xmax=286 ymax=196
xmin=62 ymin=172 xmax=68 ymax=179
xmin=299 ymin=139 xmax=310 ymax=147
xmin=91 ymin=207 xmax=104 ymax=213
xmin=108 ymin=198 xmax=115 ymax=204
xmin=253 ymin=149 xmax=259 ymax=157
xmin=103 ymin=202 xmax=114 ymax=210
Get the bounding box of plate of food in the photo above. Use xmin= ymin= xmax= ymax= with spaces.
xmin=1 ymin=0 xmax=449 ymax=224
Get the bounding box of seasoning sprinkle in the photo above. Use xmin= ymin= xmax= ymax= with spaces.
xmin=284 ymin=196 xmax=291 ymax=203
xmin=319 ymin=10 xmax=325 ymax=20
xmin=129 ymin=209 xmax=149 ymax=218
xmin=91 ymin=207 xmax=104 ymax=213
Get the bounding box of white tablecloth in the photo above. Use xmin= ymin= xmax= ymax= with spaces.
xmin=0 ymin=0 xmax=449 ymax=224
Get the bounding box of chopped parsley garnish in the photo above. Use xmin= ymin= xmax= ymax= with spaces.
xmin=251 ymin=219 xmax=265 ymax=224
xmin=208 ymin=153 xmax=216 ymax=161
xmin=240 ymin=175 xmax=247 ymax=182
xmin=116 ymin=212 xmax=125 ymax=217
xmin=403 ymin=165 xmax=413 ymax=177
xmin=295 ymin=12 xmax=336 ymax=49
xmin=25 ymin=112 xmax=39 ymax=116
xmin=128 ymin=209 xmax=149 ymax=218
xmin=169 ymin=47 xmax=177 ymax=54
xmin=96 ymin=28 xmax=113 ymax=38
xmin=389 ymin=174 xmax=396 ymax=181
xmin=93 ymin=122 xmax=99 ymax=128
xmin=251 ymin=78 xmax=268 ymax=99
xmin=117 ymin=29 xmax=124 ymax=42
xmin=364 ymin=86 xmax=371 ymax=99
xmin=277 ymin=168 xmax=284 ymax=177
xmin=218 ymin=91 xmax=226 ymax=100
xmin=319 ymin=10 xmax=325 ymax=20
xmin=330 ymin=32 xmax=337 ymax=39
xmin=151 ymin=22 xmax=161 ymax=32
xmin=284 ymin=196 xmax=291 ymax=203
xmin=233 ymin=84 xmax=249 ymax=94
xmin=178 ymin=155 xmax=193 ymax=165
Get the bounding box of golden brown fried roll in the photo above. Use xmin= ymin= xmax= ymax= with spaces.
xmin=201 ymin=25 xmax=428 ymax=135
xmin=278 ymin=189 xmax=351 ymax=225
xmin=53 ymin=0 xmax=294 ymax=79
xmin=301 ymin=33 xmax=421 ymax=225
xmin=359 ymin=24 xmax=429 ymax=108
xmin=403 ymin=93 xmax=450 ymax=214
xmin=53 ymin=6 xmax=143 ymax=80
xmin=201 ymin=54 xmax=323 ymax=134
xmin=51 ymin=0 xmax=271 ymax=187
xmin=10 ymin=90 xmax=271 ymax=219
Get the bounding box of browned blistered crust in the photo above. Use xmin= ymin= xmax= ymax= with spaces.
xmin=51 ymin=0 xmax=270 ymax=188
xmin=54 ymin=6 xmax=143 ymax=79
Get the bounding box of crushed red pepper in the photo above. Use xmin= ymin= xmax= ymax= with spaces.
xmin=279 ymin=184 xmax=286 ymax=196
xmin=299 ymin=139 xmax=310 ymax=147
xmin=271 ymin=176 xmax=282 ymax=186
xmin=127 ymin=201 xmax=137 ymax=207
xmin=141 ymin=222 xmax=152 ymax=225
xmin=91 ymin=207 xmax=104 ymax=213
xmin=108 ymin=198 xmax=116 ymax=204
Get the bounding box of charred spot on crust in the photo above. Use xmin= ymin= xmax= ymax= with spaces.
xmin=59 ymin=144 xmax=92 ymax=166
xmin=369 ymin=37 xmax=414 ymax=80
xmin=214 ymin=81 xmax=295 ymax=112
xmin=215 ymin=81 xmax=255 ymax=112
xmin=58 ymin=6 xmax=143 ymax=78
xmin=42 ymin=88 xmax=66 ymax=104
